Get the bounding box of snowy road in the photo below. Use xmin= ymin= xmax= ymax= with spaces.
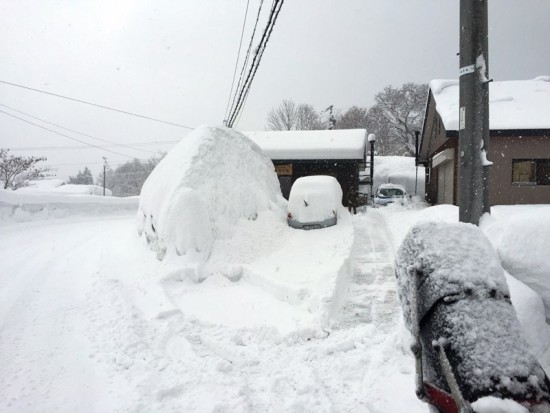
xmin=0 ymin=212 xmax=425 ymax=412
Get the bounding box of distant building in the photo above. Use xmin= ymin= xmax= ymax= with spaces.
xmin=243 ymin=129 xmax=367 ymax=202
xmin=419 ymin=77 xmax=550 ymax=205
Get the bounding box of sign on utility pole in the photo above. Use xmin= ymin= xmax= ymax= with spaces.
xmin=459 ymin=0 xmax=491 ymax=225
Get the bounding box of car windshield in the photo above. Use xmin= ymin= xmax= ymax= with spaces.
xmin=378 ymin=188 xmax=404 ymax=198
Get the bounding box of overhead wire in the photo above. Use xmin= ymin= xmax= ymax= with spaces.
xmin=225 ymin=0 xmax=264 ymax=123
xmin=0 ymin=79 xmax=194 ymax=129
xmin=226 ymin=0 xmax=271 ymax=127
xmin=0 ymin=103 xmax=161 ymax=154
xmin=236 ymin=0 xmax=284 ymax=128
xmin=223 ymin=0 xmax=252 ymax=122
xmin=226 ymin=0 xmax=284 ymax=127
xmin=0 ymin=109 xmax=137 ymax=159
xmin=8 ymin=141 xmax=178 ymax=151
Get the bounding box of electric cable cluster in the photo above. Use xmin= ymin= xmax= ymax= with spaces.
xmin=224 ymin=0 xmax=284 ymax=128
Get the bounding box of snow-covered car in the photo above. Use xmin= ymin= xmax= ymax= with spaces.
xmin=374 ymin=183 xmax=409 ymax=206
xmin=287 ymin=175 xmax=342 ymax=230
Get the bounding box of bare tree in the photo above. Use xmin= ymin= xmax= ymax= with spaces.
xmin=266 ymin=99 xmax=323 ymax=130
xmin=267 ymin=99 xmax=297 ymax=130
xmin=336 ymin=106 xmax=369 ymax=129
xmin=296 ymin=104 xmax=324 ymax=130
xmin=369 ymin=83 xmax=428 ymax=156
xmin=0 ymin=149 xmax=49 ymax=190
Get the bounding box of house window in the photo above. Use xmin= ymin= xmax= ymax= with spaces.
xmin=512 ymin=159 xmax=550 ymax=185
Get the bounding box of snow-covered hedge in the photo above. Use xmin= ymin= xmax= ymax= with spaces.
xmin=137 ymin=126 xmax=286 ymax=262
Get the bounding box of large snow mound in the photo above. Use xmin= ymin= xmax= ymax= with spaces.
xmin=137 ymin=125 xmax=286 ymax=262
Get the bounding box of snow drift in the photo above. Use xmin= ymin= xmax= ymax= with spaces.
xmin=137 ymin=126 xmax=286 ymax=262
xmin=482 ymin=207 xmax=550 ymax=323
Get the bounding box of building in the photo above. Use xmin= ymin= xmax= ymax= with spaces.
xmin=419 ymin=77 xmax=550 ymax=205
xmin=243 ymin=129 xmax=367 ymax=201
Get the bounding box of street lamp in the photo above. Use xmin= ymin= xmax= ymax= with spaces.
xmin=368 ymin=133 xmax=376 ymax=199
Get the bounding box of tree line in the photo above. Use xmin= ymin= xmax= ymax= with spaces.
xmin=0 ymin=148 xmax=164 ymax=196
xmin=72 ymin=153 xmax=165 ymax=196
xmin=266 ymin=82 xmax=428 ymax=156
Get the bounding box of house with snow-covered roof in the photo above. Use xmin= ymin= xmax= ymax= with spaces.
xmin=419 ymin=77 xmax=550 ymax=205
xmin=242 ymin=129 xmax=367 ymax=201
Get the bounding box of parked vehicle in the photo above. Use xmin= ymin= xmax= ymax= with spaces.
xmin=374 ymin=183 xmax=409 ymax=206
xmin=287 ymin=175 xmax=342 ymax=230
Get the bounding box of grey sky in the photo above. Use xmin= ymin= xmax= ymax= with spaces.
xmin=1 ymin=0 xmax=549 ymax=179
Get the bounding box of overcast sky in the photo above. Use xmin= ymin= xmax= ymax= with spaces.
xmin=1 ymin=0 xmax=549 ymax=179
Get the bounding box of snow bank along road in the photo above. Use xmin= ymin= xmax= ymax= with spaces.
xmin=0 ymin=211 xmax=426 ymax=412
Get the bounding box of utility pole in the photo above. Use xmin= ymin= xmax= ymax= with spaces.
xmin=102 ymin=157 xmax=108 ymax=196
xmin=459 ymin=0 xmax=491 ymax=225
xmin=414 ymin=131 xmax=420 ymax=196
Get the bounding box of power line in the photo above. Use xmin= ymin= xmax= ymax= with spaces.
xmin=223 ymin=0 xmax=252 ymax=122
xmin=0 ymin=109 xmax=136 ymax=159
xmin=8 ymin=140 xmax=178 ymax=151
xmin=0 ymin=79 xmax=194 ymax=129
xmin=0 ymin=103 xmax=161 ymax=154
xmin=233 ymin=0 xmax=284 ymax=128
xmin=227 ymin=0 xmax=284 ymax=127
xmin=226 ymin=0 xmax=265 ymax=125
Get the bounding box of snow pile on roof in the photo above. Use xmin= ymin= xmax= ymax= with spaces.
xmin=396 ymin=221 xmax=549 ymax=401
xmin=137 ymin=126 xmax=286 ymax=264
xmin=430 ymin=76 xmax=550 ymax=131
xmin=242 ymin=129 xmax=367 ymax=160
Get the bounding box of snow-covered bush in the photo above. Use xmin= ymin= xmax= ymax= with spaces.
xmin=395 ymin=222 xmax=549 ymax=402
xmin=137 ymin=126 xmax=286 ymax=262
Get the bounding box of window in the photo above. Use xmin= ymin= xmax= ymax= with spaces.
xmin=512 ymin=159 xmax=550 ymax=185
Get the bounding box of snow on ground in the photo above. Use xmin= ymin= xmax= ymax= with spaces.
xmin=1 ymin=146 xmax=549 ymax=411
xmin=0 ymin=189 xmax=138 ymax=223
xmin=0 ymin=199 xmax=425 ymax=412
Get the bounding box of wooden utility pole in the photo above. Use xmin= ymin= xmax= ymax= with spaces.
xmin=459 ymin=0 xmax=491 ymax=225
xmin=102 ymin=157 xmax=108 ymax=196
